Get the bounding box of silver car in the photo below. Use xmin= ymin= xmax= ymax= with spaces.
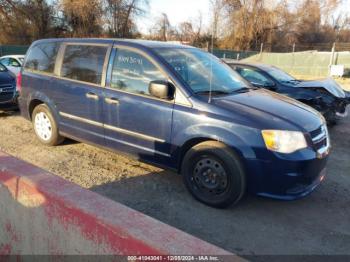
xmin=0 ymin=55 xmax=25 ymax=75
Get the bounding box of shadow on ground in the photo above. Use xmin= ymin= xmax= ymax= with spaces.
xmin=0 ymin=110 xmax=19 ymax=118
xmin=91 ymin=117 xmax=350 ymax=256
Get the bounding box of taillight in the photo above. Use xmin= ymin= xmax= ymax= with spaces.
xmin=16 ymin=72 xmax=22 ymax=93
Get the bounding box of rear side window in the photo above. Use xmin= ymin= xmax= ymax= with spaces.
xmin=24 ymin=42 xmax=60 ymax=73
xmin=61 ymin=45 xmax=108 ymax=85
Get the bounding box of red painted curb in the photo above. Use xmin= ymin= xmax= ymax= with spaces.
xmin=0 ymin=151 xmax=237 ymax=256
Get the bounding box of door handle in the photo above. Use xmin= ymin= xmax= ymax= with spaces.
xmin=86 ymin=92 xmax=99 ymax=100
xmin=105 ymin=97 xmax=119 ymax=105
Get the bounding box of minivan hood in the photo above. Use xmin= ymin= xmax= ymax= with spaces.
xmin=212 ymin=89 xmax=322 ymax=132
xmin=0 ymin=71 xmax=15 ymax=85
xmin=296 ymin=78 xmax=346 ymax=98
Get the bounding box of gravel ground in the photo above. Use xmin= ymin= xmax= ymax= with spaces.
xmin=0 ymin=111 xmax=349 ymax=256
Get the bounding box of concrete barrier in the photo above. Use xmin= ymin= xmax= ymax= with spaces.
xmin=0 ymin=151 xmax=236 ymax=256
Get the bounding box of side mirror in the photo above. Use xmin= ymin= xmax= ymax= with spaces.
xmin=149 ymin=80 xmax=174 ymax=100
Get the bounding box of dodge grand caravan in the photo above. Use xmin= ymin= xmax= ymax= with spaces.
xmin=19 ymin=39 xmax=330 ymax=208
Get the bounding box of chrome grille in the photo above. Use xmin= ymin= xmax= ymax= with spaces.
xmin=0 ymin=84 xmax=15 ymax=102
xmin=0 ymin=83 xmax=14 ymax=91
xmin=311 ymin=124 xmax=330 ymax=158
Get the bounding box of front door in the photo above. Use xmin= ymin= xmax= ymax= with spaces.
xmin=103 ymin=46 xmax=174 ymax=165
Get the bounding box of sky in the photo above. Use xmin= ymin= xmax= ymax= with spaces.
xmin=137 ymin=0 xmax=350 ymax=34
xmin=137 ymin=0 xmax=211 ymax=34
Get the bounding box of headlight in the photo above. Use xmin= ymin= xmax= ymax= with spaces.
xmin=261 ymin=130 xmax=307 ymax=154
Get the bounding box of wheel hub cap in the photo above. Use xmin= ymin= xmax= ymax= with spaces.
xmin=34 ymin=112 xmax=52 ymax=141
xmin=193 ymin=158 xmax=228 ymax=194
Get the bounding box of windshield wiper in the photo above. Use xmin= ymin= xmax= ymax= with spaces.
xmin=195 ymin=90 xmax=231 ymax=95
xmin=195 ymin=87 xmax=252 ymax=96
xmin=282 ymin=80 xmax=300 ymax=84
xmin=231 ymin=87 xmax=252 ymax=93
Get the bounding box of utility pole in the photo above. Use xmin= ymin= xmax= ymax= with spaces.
xmin=329 ymin=42 xmax=336 ymax=76
xmin=161 ymin=13 xmax=169 ymax=42
xmin=259 ymin=43 xmax=264 ymax=61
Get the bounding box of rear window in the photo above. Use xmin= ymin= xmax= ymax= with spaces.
xmin=61 ymin=45 xmax=108 ymax=85
xmin=24 ymin=42 xmax=60 ymax=73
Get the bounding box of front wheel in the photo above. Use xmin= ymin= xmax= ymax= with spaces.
xmin=181 ymin=141 xmax=246 ymax=208
xmin=32 ymin=104 xmax=64 ymax=146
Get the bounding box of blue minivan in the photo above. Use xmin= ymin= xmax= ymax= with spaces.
xmin=19 ymin=39 xmax=330 ymax=208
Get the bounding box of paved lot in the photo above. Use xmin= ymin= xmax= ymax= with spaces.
xmin=0 ymin=112 xmax=349 ymax=256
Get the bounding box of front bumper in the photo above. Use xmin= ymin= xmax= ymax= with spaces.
xmin=335 ymin=105 xmax=349 ymax=118
xmin=334 ymin=93 xmax=350 ymax=118
xmin=245 ymin=148 xmax=329 ymax=200
xmin=346 ymin=91 xmax=350 ymax=102
xmin=317 ymin=98 xmax=349 ymax=121
xmin=338 ymin=91 xmax=350 ymax=118
xmin=256 ymin=168 xmax=326 ymax=200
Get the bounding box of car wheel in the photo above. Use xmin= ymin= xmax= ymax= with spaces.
xmin=182 ymin=141 xmax=246 ymax=208
xmin=32 ymin=104 xmax=64 ymax=146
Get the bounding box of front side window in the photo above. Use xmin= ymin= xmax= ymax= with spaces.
xmin=267 ymin=67 xmax=295 ymax=83
xmin=9 ymin=58 xmax=21 ymax=67
xmin=24 ymin=42 xmax=60 ymax=73
xmin=237 ymin=67 xmax=274 ymax=86
xmin=155 ymin=48 xmax=248 ymax=94
xmin=111 ymin=48 xmax=167 ymax=96
xmin=61 ymin=45 xmax=108 ymax=85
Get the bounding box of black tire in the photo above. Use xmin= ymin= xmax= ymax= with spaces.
xmin=181 ymin=141 xmax=246 ymax=208
xmin=32 ymin=104 xmax=64 ymax=146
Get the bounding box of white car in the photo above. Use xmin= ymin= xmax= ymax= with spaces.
xmin=0 ymin=55 xmax=25 ymax=75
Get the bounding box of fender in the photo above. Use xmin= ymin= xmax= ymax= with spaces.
xmin=26 ymin=91 xmax=60 ymax=123
xmin=172 ymin=123 xmax=260 ymax=161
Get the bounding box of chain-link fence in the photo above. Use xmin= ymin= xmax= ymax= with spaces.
xmin=210 ymin=42 xmax=350 ymax=77
xmin=212 ymin=49 xmax=259 ymax=60
xmin=0 ymin=45 xmax=29 ymax=57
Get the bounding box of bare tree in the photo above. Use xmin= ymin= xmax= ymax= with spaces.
xmin=148 ymin=13 xmax=171 ymax=41
xmin=60 ymin=0 xmax=103 ymax=37
xmin=1 ymin=0 xmax=350 ymax=47
xmin=103 ymin=0 xmax=147 ymax=37
xmin=216 ymin=0 xmax=347 ymax=50
xmin=0 ymin=0 xmax=56 ymax=44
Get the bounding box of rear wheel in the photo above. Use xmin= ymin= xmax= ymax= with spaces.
xmin=182 ymin=141 xmax=246 ymax=208
xmin=32 ymin=104 xmax=64 ymax=146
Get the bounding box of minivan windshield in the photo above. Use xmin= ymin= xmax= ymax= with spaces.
xmin=0 ymin=63 xmax=7 ymax=72
xmin=155 ymin=48 xmax=249 ymax=94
